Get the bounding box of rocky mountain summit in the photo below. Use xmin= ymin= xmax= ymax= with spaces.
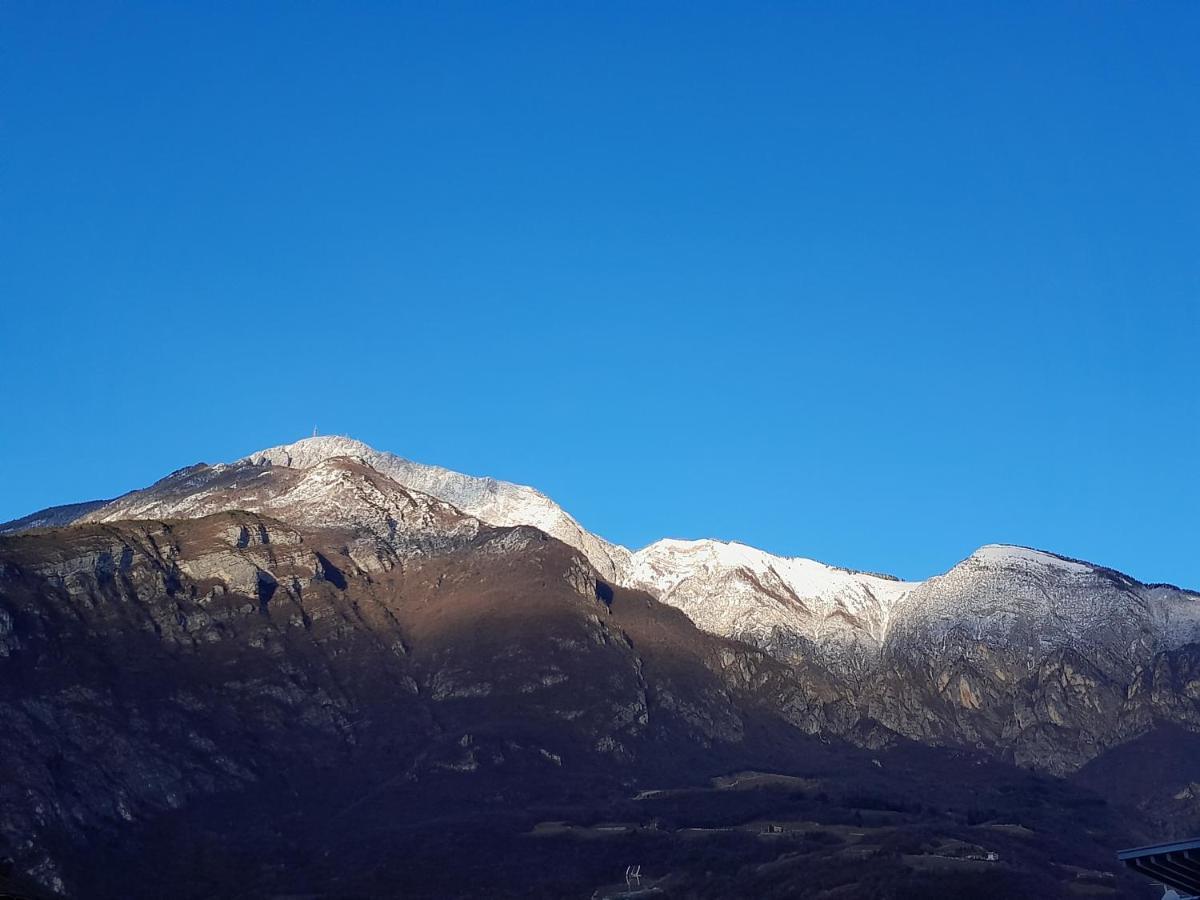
xmin=623 ymin=537 xmax=916 ymax=679
xmin=15 ymin=437 xmax=1197 ymax=712
xmin=1 ymin=436 xmax=1198 ymax=898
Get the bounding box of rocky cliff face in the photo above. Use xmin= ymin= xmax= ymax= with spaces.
xmin=0 ymin=503 xmax=841 ymax=896
xmin=870 ymin=546 xmax=1200 ymax=772
xmin=6 ymin=437 xmax=1198 ymax=776
xmin=20 ymin=437 xmax=1193 ymax=683
xmin=239 ymin=436 xmax=633 ymax=581
xmin=623 ymin=538 xmax=916 ymax=682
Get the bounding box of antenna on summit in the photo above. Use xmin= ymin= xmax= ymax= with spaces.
xmin=312 ymin=426 xmax=319 ymax=438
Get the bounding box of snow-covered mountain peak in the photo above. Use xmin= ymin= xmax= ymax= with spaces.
xmin=882 ymin=541 xmax=1200 ymax=681
xmin=624 ymin=537 xmax=921 ymax=675
xmin=243 ymin=435 xmax=378 ymax=470
xmin=4 ymin=435 xmax=1196 ymax=685
xmin=966 ymin=544 xmax=1096 ymax=575
xmin=630 ymin=537 xmax=915 ymax=596
xmin=629 ymin=538 xmax=782 ymax=575
xmin=244 ymin=436 xmax=506 ymax=494
xmin=242 ymin=436 xmax=630 ymax=580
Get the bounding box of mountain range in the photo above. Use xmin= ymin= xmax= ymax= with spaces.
xmin=1 ymin=436 xmax=1196 ymax=898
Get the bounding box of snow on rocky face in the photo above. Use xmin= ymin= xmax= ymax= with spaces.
xmin=3 ymin=436 xmax=1198 ymax=683
xmin=862 ymin=544 xmax=1200 ymax=770
xmin=241 ymin=437 xmax=632 ymax=582
xmin=624 ymin=538 xmax=917 ymax=678
xmin=884 ymin=544 xmax=1200 ymax=676
xmin=77 ymin=454 xmax=481 ymax=557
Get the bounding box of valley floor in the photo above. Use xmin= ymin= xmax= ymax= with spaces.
xmin=69 ymin=743 xmax=1164 ymax=899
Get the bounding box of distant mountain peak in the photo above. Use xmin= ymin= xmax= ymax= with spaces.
xmin=2 ymin=434 xmax=1196 ymax=684
xmin=967 ymin=543 xmax=1096 ymax=573
xmin=236 ymin=435 xmax=632 ymax=581
xmin=243 ymin=434 xmax=377 ymax=468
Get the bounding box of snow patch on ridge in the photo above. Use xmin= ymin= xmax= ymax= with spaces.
xmin=968 ymin=544 xmax=1095 ymax=574
xmin=243 ymin=437 xmax=631 ymax=581
xmin=6 ymin=434 xmax=1199 ymax=679
xmin=623 ymin=538 xmax=920 ymax=675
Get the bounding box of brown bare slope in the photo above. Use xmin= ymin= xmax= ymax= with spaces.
xmin=0 ymin=507 xmax=853 ymax=897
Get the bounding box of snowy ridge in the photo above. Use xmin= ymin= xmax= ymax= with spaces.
xmin=242 ymin=437 xmax=631 ymax=581
xmin=236 ymin=440 xmax=932 ymax=673
xmin=967 ymin=544 xmax=1095 ymax=574
xmin=77 ymin=456 xmax=481 ymax=556
xmin=624 ymin=538 xmax=917 ymax=674
xmin=3 ymin=436 xmax=1198 ymax=680
xmin=884 ymin=542 xmax=1200 ymax=677
xmin=0 ymin=499 xmax=112 ymax=534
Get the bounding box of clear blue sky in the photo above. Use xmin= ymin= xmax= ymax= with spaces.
xmin=2 ymin=3 xmax=1197 ymax=586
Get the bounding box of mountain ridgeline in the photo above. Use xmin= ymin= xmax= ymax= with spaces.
xmin=1 ymin=436 xmax=1197 ymax=898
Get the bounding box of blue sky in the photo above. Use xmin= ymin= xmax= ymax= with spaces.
xmin=2 ymin=3 xmax=1197 ymax=586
